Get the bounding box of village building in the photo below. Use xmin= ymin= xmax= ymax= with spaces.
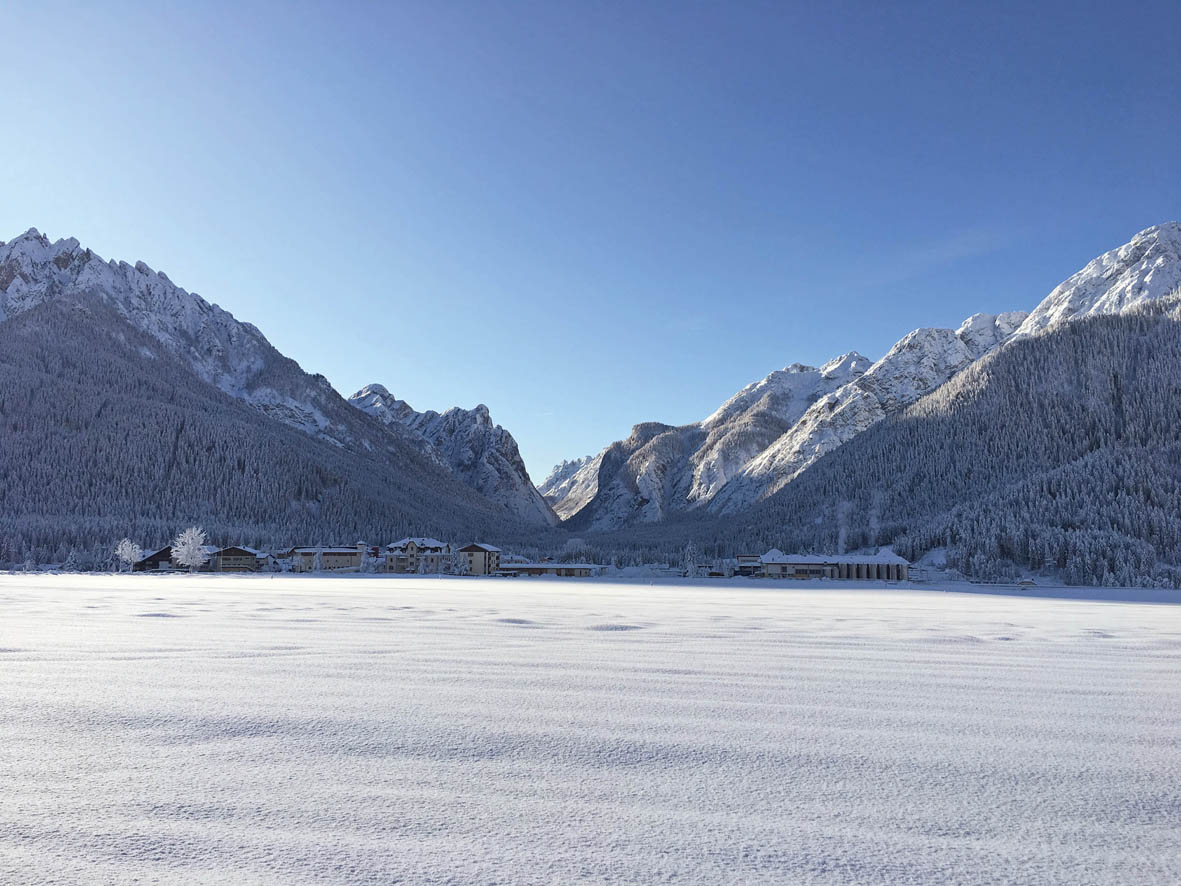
xmin=133 ymin=546 xmax=175 ymax=571
xmin=208 ymin=546 xmax=269 ymax=572
xmin=759 ymin=548 xmax=909 ymax=581
xmin=497 ymin=562 xmax=604 ymax=578
xmin=735 ymin=554 xmax=763 ymax=576
xmin=134 ymin=544 xmax=222 ymax=572
xmin=458 ymin=542 xmax=501 ymax=575
xmin=386 ymin=538 xmax=451 ymax=574
xmin=283 ymin=542 xmax=371 ymax=573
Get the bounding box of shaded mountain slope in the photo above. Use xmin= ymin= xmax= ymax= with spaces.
xmin=0 ymin=295 xmax=549 ymax=564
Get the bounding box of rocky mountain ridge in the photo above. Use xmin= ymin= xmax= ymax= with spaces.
xmin=542 ymin=222 xmax=1181 ymax=529
xmin=350 ymin=384 xmax=557 ymax=526
xmin=0 ymin=228 xmax=552 ymax=526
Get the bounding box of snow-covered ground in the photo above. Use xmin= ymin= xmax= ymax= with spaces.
xmin=2 ymin=575 xmax=1178 ymax=884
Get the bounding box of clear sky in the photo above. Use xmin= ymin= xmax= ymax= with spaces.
xmin=3 ymin=1 xmax=1179 ymax=479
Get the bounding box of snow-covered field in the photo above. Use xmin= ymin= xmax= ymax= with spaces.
xmin=2 ymin=575 xmax=1178 ymax=884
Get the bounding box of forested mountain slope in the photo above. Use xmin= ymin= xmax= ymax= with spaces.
xmin=547 ymin=223 xmax=1181 ymax=534
xmin=0 ymin=228 xmax=395 ymax=448
xmin=603 ymin=297 xmax=1181 ymax=586
xmin=0 ymin=295 xmax=551 ymax=566
xmin=0 ymin=228 xmax=554 ymax=523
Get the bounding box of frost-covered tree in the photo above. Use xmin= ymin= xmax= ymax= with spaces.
xmin=114 ymin=538 xmax=142 ymax=573
xmin=448 ymin=549 xmax=470 ymax=576
xmin=359 ymin=548 xmax=377 ymax=573
xmin=683 ymin=541 xmax=701 ymax=577
xmin=172 ymin=527 xmax=209 ymax=573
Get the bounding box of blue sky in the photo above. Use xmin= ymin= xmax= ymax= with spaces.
xmin=3 ymin=1 xmax=1179 ymax=478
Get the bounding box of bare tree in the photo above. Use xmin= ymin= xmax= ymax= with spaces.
xmin=172 ymin=527 xmax=209 ymax=573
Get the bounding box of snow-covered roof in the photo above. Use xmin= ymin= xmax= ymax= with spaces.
xmin=214 ymin=545 xmax=267 ymax=557
xmin=462 ymin=542 xmax=502 ymax=553
xmin=502 ymin=562 xmax=603 ymax=570
xmin=837 ymin=551 xmax=910 ymax=565
xmin=291 ymin=547 xmax=364 ymax=554
xmin=761 ymin=549 xmax=910 ymax=566
xmin=388 ymin=537 xmax=448 ymax=550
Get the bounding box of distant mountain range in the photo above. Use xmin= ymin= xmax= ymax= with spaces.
xmin=2 ymin=221 xmax=1181 ymax=584
xmin=541 ymin=222 xmax=1181 ymax=532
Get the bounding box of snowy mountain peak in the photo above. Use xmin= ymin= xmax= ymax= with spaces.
xmin=0 ymin=229 xmax=280 ymax=398
xmin=956 ymin=311 xmax=1027 ymax=350
xmin=1017 ymin=221 xmax=1181 ymax=336
xmin=349 ymin=384 xmax=418 ymax=424
xmin=8 ymin=227 xmax=46 ymax=246
xmin=356 ymin=382 xmax=391 ymax=399
xmin=820 ymin=351 xmax=872 ymax=377
xmin=543 ymin=347 xmax=876 ymax=526
xmin=349 ymin=384 xmax=556 ymax=526
xmin=540 ymin=456 xmax=595 ymax=496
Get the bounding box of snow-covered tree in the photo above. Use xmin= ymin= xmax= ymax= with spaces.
xmin=683 ymin=541 xmax=701 ymax=577
xmin=171 ymin=527 xmax=209 ymax=573
xmin=360 ymin=548 xmax=377 ymax=573
xmin=62 ymin=550 xmax=80 ymax=573
xmin=312 ymin=547 xmax=324 ymax=572
xmin=114 ymin=538 xmax=142 ymax=573
xmin=448 ymin=549 xmax=470 ymax=576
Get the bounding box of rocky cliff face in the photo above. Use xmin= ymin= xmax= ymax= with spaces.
xmin=543 ymin=353 xmax=871 ymax=529
xmin=350 ymin=384 xmax=557 ymax=526
xmin=710 ymin=311 xmax=1029 ymax=512
xmin=0 ymin=228 xmax=380 ymax=447
xmin=1015 ymin=222 xmax=1181 ymax=336
xmin=539 ymin=456 xmax=594 ymax=504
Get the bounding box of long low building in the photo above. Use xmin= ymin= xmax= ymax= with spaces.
xmin=281 ymin=544 xmax=371 ymax=573
xmin=760 ymin=549 xmax=909 ymax=581
xmin=497 ymin=563 xmax=605 ymax=578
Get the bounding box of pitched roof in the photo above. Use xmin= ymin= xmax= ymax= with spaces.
xmin=460 ymin=542 xmax=501 ymax=553
xmin=214 ymin=546 xmax=267 ymax=557
xmin=135 ymin=546 xmax=171 ymax=562
xmin=388 ymin=537 xmax=448 ymax=550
